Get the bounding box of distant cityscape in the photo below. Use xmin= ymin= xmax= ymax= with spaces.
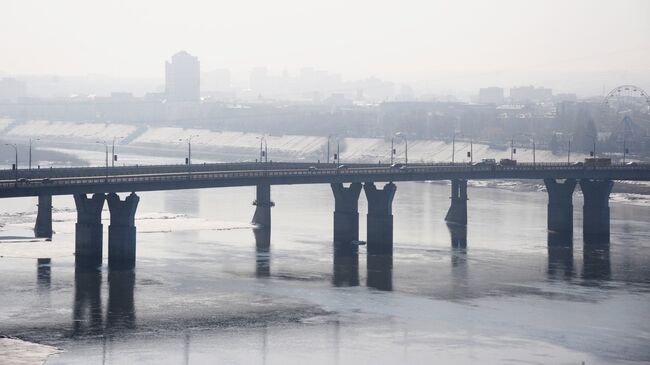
xmin=0 ymin=51 xmax=649 ymax=158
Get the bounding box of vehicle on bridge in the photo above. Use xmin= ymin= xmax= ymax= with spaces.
xmin=475 ymin=158 xmax=497 ymax=166
xmin=499 ymin=158 xmax=517 ymax=166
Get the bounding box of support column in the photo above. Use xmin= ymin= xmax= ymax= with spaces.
xmin=580 ymin=179 xmax=614 ymax=236
xmin=445 ymin=179 xmax=468 ymax=225
xmin=107 ymin=192 xmax=139 ymax=269
xmin=34 ymin=194 xmax=53 ymax=238
xmin=364 ymin=182 xmax=396 ymax=255
xmin=74 ymin=193 xmax=106 ymax=268
xmin=331 ymin=182 xmax=362 ymax=245
xmin=544 ymin=179 xmax=577 ymax=234
xmin=252 ymin=184 xmax=274 ymax=228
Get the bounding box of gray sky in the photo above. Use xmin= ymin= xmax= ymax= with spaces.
xmin=1 ymin=0 xmax=649 ymax=93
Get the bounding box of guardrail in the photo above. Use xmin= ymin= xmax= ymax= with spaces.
xmin=2 ymin=163 xmax=649 ymax=190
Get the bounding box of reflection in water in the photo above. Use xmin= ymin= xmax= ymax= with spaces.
xmin=37 ymin=258 xmax=51 ymax=290
xmin=447 ymin=224 xmax=468 ymax=298
xmin=254 ymin=228 xmax=271 ymax=278
xmin=583 ymin=235 xmax=611 ymax=282
xmin=367 ymin=255 xmax=393 ymax=291
xmin=106 ymin=270 xmax=136 ymax=331
xmin=547 ymin=233 xmax=574 ymax=280
xmin=72 ymin=268 xmax=103 ymax=336
xmin=72 ymin=267 xmax=137 ymax=337
xmin=333 ymin=243 xmax=359 ymax=287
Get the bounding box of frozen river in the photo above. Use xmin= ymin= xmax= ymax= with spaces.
xmin=0 ymin=151 xmax=649 ymax=364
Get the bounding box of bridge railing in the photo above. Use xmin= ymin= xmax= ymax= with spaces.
xmin=2 ymin=163 xmax=649 ymax=190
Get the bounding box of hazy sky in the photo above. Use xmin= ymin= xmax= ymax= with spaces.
xmin=1 ymin=0 xmax=649 ymax=92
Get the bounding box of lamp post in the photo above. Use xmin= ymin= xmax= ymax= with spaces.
xmin=95 ymin=140 xmax=109 ymax=180
xmin=587 ymin=134 xmax=597 ymax=158
xmin=390 ymin=136 xmax=395 ymax=164
xmin=29 ymin=138 xmax=39 ymax=170
xmin=470 ymin=139 xmax=473 ymax=164
xmin=623 ymin=136 xmax=628 ymax=164
xmin=5 ymin=143 xmax=18 ymax=182
xmin=179 ymin=135 xmax=199 ymax=166
xmin=257 ymin=135 xmax=268 ymax=163
xmin=395 ymin=132 xmax=408 ymax=165
xmin=567 ymin=138 xmax=571 ymax=165
xmin=327 ymin=135 xmax=331 ymax=164
xmin=111 ymin=136 xmax=123 ymax=168
xmin=336 ymin=138 xmax=340 ymax=164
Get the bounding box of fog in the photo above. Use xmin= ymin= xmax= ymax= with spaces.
xmin=1 ymin=0 xmax=649 ymax=96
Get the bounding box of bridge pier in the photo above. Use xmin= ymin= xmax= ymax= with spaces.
xmin=331 ymin=182 xmax=362 ymax=246
xmin=544 ymin=179 xmax=577 ymax=234
xmin=580 ymin=179 xmax=614 ymax=237
xmin=74 ymin=193 xmax=106 ymax=268
xmin=252 ymin=184 xmax=274 ymax=228
xmin=364 ymin=182 xmax=396 ymax=255
xmin=34 ymin=194 xmax=53 ymax=238
xmin=445 ymin=179 xmax=468 ymax=225
xmin=107 ymin=192 xmax=139 ymax=269
xmin=367 ymin=255 xmax=393 ymax=291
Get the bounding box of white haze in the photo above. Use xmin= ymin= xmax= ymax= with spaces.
xmin=1 ymin=0 xmax=649 ymax=95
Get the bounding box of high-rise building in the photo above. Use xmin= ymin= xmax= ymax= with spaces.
xmin=165 ymin=51 xmax=200 ymax=102
xmin=476 ymin=87 xmax=504 ymax=105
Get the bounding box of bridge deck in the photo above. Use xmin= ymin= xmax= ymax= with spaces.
xmin=1 ymin=163 xmax=650 ymax=198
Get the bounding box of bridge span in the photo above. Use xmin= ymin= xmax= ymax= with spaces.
xmin=2 ymin=162 xmax=648 ymax=269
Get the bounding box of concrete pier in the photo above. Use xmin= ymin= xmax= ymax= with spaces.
xmin=252 ymin=184 xmax=274 ymax=228
xmin=544 ymin=179 xmax=577 ymax=234
xmin=364 ymin=182 xmax=396 ymax=255
xmin=331 ymin=182 xmax=362 ymax=245
xmin=107 ymin=192 xmax=139 ymax=269
xmin=34 ymin=194 xmax=53 ymax=238
xmin=74 ymin=193 xmax=106 ymax=268
xmin=580 ymin=179 xmax=614 ymax=236
xmin=333 ymin=244 xmax=359 ymax=287
xmin=445 ymin=179 xmax=468 ymax=225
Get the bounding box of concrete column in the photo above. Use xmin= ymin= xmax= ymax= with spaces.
xmin=331 ymin=182 xmax=362 ymax=245
xmin=544 ymin=179 xmax=577 ymax=234
xmin=74 ymin=193 xmax=106 ymax=268
xmin=580 ymin=179 xmax=614 ymax=236
xmin=107 ymin=192 xmax=139 ymax=269
xmin=445 ymin=179 xmax=468 ymax=225
xmin=34 ymin=194 xmax=53 ymax=238
xmin=252 ymin=184 xmax=274 ymax=228
xmin=364 ymin=182 xmax=396 ymax=255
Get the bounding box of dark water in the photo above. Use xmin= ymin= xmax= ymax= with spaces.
xmin=1 ymin=181 xmax=650 ymax=364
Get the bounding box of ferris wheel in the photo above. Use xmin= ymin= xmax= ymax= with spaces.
xmin=603 ymin=85 xmax=650 ymax=114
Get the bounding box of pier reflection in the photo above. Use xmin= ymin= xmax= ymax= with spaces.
xmin=547 ymin=233 xmax=574 ymax=280
xmin=254 ymin=228 xmax=271 ymax=278
xmin=367 ymin=254 xmax=393 ymax=291
xmin=106 ymin=269 xmax=136 ymax=331
xmin=333 ymin=243 xmax=359 ymax=287
xmin=448 ymin=224 xmax=468 ymax=298
xmin=37 ymin=258 xmax=51 ymax=290
xmin=72 ymin=267 xmax=103 ymax=336
xmin=583 ymin=235 xmax=611 ymax=282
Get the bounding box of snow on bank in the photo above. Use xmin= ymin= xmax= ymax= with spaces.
xmin=133 ymin=128 xmax=327 ymax=158
xmin=0 ymin=337 xmax=60 ymax=365
xmin=5 ymin=120 xmax=136 ymax=141
xmin=3 ymin=120 xmax=589 ymax=164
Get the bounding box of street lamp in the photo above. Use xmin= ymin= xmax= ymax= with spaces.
xmin=5 ymin=143 xmax=18 ymax=182
xmin=179 ymin=135 xmax=200 ymax=167
xmin=395 ymin=132 xmax=408 ymax=165
xmin=327 ymin=135 xmax=331 ymax=164
xmin=256 ymin=135 xmax=268 ymax=163
xmin=111 ymin=136 xmax=124 ymax=167
xmin=29 ymin=138 xmax=40 ymax=170
xmin=587 ymin=134 xmax=597 ymax=158
xmin=95 ymin=140 xmax=109 ymax=180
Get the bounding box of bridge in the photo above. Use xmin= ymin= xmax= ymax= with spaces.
xmin=2 ymin=161 xmax=648 ymax=269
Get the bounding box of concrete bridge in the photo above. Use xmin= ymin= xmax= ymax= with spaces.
xmin=2 ymin=162 xmax=649 ymax=269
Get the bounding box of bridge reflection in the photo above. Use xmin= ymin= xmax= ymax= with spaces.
xmin=72 ymin=267 xmax=136 ymax=337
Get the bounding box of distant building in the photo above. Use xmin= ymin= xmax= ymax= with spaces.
xmin=476 ymin=87 xmax=504 ymax=105
xmin=165 ymin=51 xmax=200 ymax=102
xmin=0 ymin=77 xmax=27 ymax=101
xmin=510 ymin=85 xmax=552 ymax=103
